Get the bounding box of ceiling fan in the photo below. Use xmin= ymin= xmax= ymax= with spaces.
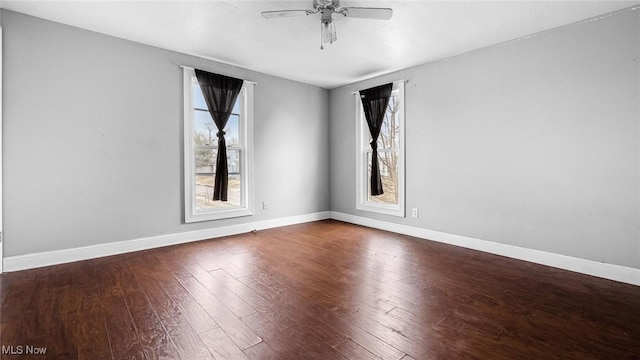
xmin=261 ymin=0 xmax=393 ymax=49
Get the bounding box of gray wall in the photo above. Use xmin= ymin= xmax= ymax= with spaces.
xmin=3 ymin=7 xmax=639 ymax=270
xmin=330 ymin=8 xmax=640 ymax=268
xmin=2 ymin=10 xmax=330 ymax=257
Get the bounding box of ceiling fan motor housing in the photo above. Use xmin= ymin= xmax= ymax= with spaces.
xmin=321 ymin=9 xmax=333 ymax=24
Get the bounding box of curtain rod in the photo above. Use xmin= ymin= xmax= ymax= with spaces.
xmin=350 ymin=79 xmax=406 ymax=95
xmin=180 ymin=65 xmax=257 ymax=86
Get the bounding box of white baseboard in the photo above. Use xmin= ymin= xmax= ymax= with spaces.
xmin=330 ymin=211 xmax=640 ymax=286
xmin=5 ymin=210 xmax=638 ymax=286
xmin=3 ymin=211 xmax=331 ymax=272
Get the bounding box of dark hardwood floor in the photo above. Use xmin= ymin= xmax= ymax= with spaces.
xmin=1 ymin=220 xmax=639 ymax=359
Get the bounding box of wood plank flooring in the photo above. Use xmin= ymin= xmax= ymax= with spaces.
xmin=1 ymin=220 xmax=639 ymax=359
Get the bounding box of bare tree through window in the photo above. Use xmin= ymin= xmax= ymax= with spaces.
xmin=369 ymin=94 xmax=400 ymax=204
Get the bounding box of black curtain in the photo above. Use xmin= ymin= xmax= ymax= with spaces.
xmin=195 ymin=69 xmax=244 ymax=201
xmin=360 ymin=83 xmax=393 ymax=196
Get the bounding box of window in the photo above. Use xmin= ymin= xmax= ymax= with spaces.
xmin=183 ymin=67 xmax=254 ymax=222
xmin=355 ymin=81 xmax=405 ymax=217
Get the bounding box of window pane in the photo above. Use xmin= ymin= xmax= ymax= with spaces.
xmin=365 ymin=94 xmax=400 ymax=150
xmin=193 ymin=84 xmax=240 ymax=146
xmin=367 ymin=151 xmax=398 ymax=205
xmin=232 ymin=97 xmax=240 ymax=114
xmin=193 ymin=112 xmax=239 ymax=146
xmin=226 ymin=114 xmax=240 ymax=146
xmin=194 ymin=110 xmax=215 ymax=145
xmin=194 ymin=148 xmax=242 ymax=209
xmin=377 ymin=94 xmax=400 ymax=149
xmin=193 ymin=80 xmax=241 ymax=115
xmin=193 ymin=82 xmax=208 ymax=110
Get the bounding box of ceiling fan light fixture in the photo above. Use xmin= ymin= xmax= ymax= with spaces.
xmin=321 ymin=20 xmax=336 ymax=44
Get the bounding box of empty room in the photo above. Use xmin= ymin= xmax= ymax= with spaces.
xmin=0 ymin=0 xmax=639 ymax=359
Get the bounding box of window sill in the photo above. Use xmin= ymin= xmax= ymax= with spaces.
xmin=356 ymin=203 xmax=405 ymax=218
xmin=185 ymin=207 xmax=253 ymax=223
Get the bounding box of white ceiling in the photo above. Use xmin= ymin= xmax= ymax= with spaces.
xmin=0 ymin=0 xmax=637 ymax=89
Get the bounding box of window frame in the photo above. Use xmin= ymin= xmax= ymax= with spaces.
xmin=183 ymin=67 xmax=254 ymax=223
xmin=355 ymin=81 xmax=405 ymax=217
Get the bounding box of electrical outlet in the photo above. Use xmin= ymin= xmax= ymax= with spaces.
xmin=262 ymin=201 xmax=268 ymax=210
xmin=411 ymin=208 xmax=419 ymax=218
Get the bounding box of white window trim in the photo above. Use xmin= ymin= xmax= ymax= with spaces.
xmin=355 ymin=81 xmax=405 ymax=217
xmin=183 ymin=67 xmax=254 ymax=223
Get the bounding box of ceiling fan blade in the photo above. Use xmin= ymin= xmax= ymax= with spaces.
xmin=342 ymin=7 xmax=392 ymax=20
xmin=261 ymin=10 xmax=310 ymax=19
